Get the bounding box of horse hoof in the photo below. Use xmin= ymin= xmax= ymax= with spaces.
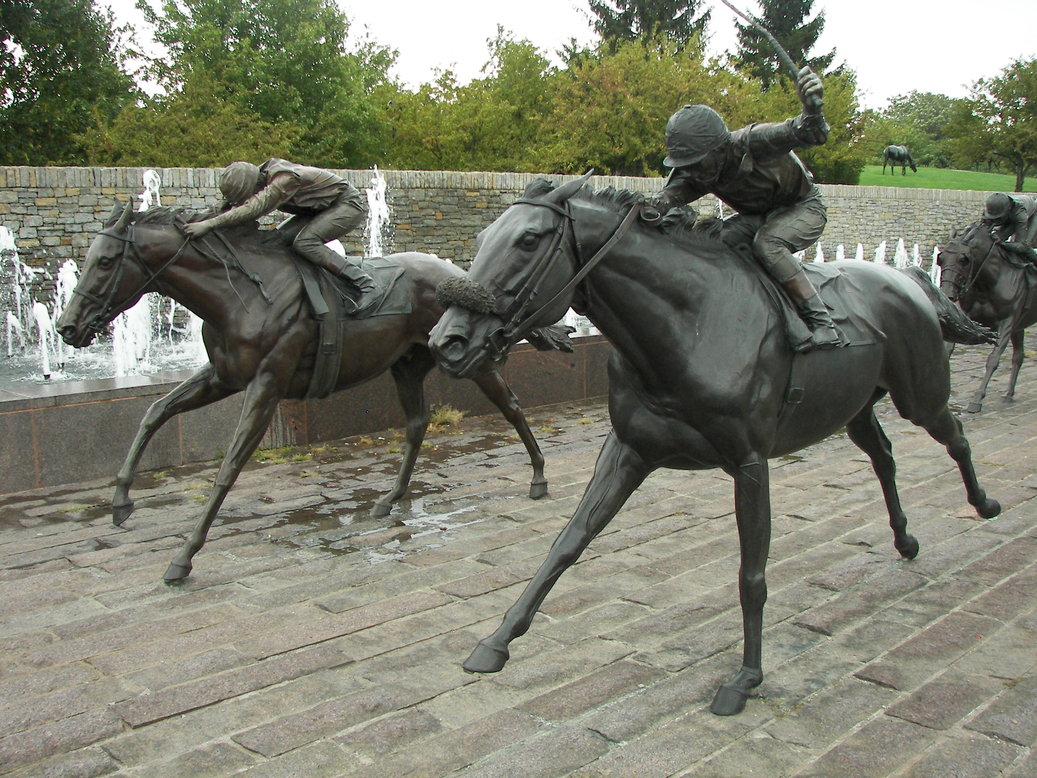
xmin=528 ymin=480 xmax=548 ymax=500
xmin=966 ymin=402 xmax=983 ymax=414
xmin=370 ymin=500 xmax=393 ymax=518
xmin=163 ymin=561 xmax=192 ymax=585
xmin=710 ymin=683 xmax=750 ymax=716
xmin=897 ymin=534 xmax=920 ymax=560
xmin=977 ymin=498 xmax=1001 ymax=520
xmin=112 ymin=501 xmax=134 ymax=526
xmin=462 ymin=641 xmax=509 ymax=673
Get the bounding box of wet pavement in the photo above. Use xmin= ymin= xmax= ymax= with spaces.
xmin=1 ymin=343 xmax=1036 ymax=777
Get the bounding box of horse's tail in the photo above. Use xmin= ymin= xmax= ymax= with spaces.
xmin=900 ymin=266 xmax=997 ymax=345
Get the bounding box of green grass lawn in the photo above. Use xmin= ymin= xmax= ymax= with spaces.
xmin=857 ymin=165 xmax=1036 ymax=192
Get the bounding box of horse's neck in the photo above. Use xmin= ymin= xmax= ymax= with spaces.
xmin=143 ymin=228 xmax=297 ymax=327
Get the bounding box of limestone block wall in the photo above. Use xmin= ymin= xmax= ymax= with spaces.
xmin=0 ymin=166 xmax=994 ymax=298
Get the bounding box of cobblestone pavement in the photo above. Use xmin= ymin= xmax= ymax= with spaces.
xmin=2 ymin=343 xmax=1036 ymax=777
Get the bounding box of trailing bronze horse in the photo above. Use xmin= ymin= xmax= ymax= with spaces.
xmin=429 ymin=173 xmax=1000 ymax=716
xmin=883 ymin=145 xmax=918 ymax=175
xmin=56 ymin=202 xmax=567 ymax=584
xmin=937 ymin=220 xmax=1037 ymax=412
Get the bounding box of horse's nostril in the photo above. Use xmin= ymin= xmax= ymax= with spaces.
xmin=440 ymin=337 xmax=468 ymax=362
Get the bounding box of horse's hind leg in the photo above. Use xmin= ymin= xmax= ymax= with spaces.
xmin=371 ymin=349 xmax=433 ymax=518
xmin=1003 ymin=329 xmax=1025 ymax=400
xmin=846 ymin=393 xmax=919 ymax=560
xmin=921 ymin=407 xmax=1001 ymax=519
xmin=114 ymin=366 xmax=231 ymax=526
xmin=471 ymin=363 xmax=547 ymax=499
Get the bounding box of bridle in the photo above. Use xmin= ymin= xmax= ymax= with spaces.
xmin=477 ymin=198 xmax=640 ymax=360
xmin=73 ymin=222 xmax=191 ymax=337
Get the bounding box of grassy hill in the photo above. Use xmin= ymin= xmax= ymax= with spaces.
xmin=857 ymin=165 xmax=1036 ymax=192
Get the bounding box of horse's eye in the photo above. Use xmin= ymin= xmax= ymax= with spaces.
xmin=518 ymin=232 xmax=539 ymax=250
xmin=98 ymin=256 xmax=115 ymax=269
xmin=958 ymin=257 xmax=968 ymax=265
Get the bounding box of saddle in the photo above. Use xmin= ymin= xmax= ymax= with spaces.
xmin=293 ymin=256 xmax=411 ymax=399
xmin=715 ymin=223 xmax=886 ymax=352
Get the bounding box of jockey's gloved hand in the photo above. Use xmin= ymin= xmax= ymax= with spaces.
xmin=639 ymin=203 xmax=663 ymax=225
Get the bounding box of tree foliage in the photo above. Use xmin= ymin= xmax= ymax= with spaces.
xmin=946 ymin=57 xmax=1037 ymax=192
xmin=588 ymin=0 xmax=711 ymax=51
xmin=732 ymin=0 xmax=835 ymax=89
xmin=120 ymin=0 xmax=394 ymax=167
xmin=0 ymin=0 xmax=136 ymax=164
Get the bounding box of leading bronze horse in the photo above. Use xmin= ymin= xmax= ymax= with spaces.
xmin=429 ymin=173 xmax=1000 ymax=716
xmin=937 ymin=221 xmax=1037 ymax=412
xmin=56 ymin=202 xmax=563 ymax=584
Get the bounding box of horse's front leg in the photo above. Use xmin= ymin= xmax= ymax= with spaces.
xmin=113 ymin=366 xmax=232 ymax=526
xmin=711 ymin=454 xmax=771 ymax=716
xmin=164 ymin=373 xmax=283 ymax=584
xmin=463 ymin=430 xmax=648 ymax=672
xmin=1003 ymin=329 xmax=1025 ymax=400
xmin=471 ymin=363 xmax=547 ymax=499
xmin=967 ymin=325 xmax=1012 ymax=413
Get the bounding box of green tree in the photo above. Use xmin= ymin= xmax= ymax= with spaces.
xmin=732 ymin=0 xmax=835 ymax=89
xmin=588 ymin=0 xmax=711 ymax=51
xmin=133 ymin=0 xmax=393 ymax=166
xmin=946 ymin=57 xmax=1037 ymax=191
xmin=0 ymin=0 xmax=136 ymax=164
xmin=878 ymin=91 xmax=958 ymax=167
xmin=382 ymin=32 xmax=556 ymax=172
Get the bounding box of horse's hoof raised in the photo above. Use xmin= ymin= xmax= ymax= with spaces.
xmin=977 ymin=498 xmax=1001 ymax=519
xmin=528 ymin=480 xmax=548 ymax=500
xmin=966 ymin=402 xmax=983 ymax=414
xmin=163 ymin=561 xmax=192 ymax=585
xmin=462 ymin=641 xmax=509 ymax=673
xmin=897 ymin=534 xmax=920 ymax=560
xmin=112 ymin=501 xmax=134 ymax=526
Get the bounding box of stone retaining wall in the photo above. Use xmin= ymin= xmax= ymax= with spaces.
xmin=0 ymin=166 xmax=995 ymax=293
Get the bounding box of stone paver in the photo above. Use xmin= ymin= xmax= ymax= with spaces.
xmin=1 ymin=343 xmax=1036 ymax=776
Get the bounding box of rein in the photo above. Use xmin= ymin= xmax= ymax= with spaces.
xmin=492 ymin=200 xmax=641 ymax=351
xmin=947 ymin=231 xmax=1000 ymax=301
xmin=73 ymin=223 xmax=192 ymax=335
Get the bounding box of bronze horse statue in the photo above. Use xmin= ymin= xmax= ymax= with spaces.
xmin=56 ymin=202 xmax=567 ymax=584
xmin=429 ymin=172 xmax=1000 ymax=716
xmin=883 ymin=145 xmax=917 ymax=175
xmin=937 ymin=220 xmax=1037 ymax=412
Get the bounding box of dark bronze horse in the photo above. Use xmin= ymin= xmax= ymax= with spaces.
xmin=938 ymin=221 xmax=1037 ymax=412
xmin=429 ymin=173 xmax=1000 ymax=716
xmin=56 ymin=202 xmax=564 ymax=584
xmin=883 ymin=145 xmax=918 ymax=175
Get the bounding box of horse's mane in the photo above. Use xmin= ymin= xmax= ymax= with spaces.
xmin=521 ymin=178 xmax=732 ymax=255
xmin=133 ymin=205 xmax=206 ymax=226
xmin=132 ymin=206 xmax=286 ymax=252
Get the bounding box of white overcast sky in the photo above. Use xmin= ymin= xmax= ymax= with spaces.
xmin=104 ymin=0 xmax=1036 ymax=110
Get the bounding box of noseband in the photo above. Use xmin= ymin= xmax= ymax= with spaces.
xmin=74 ymin=223 xmax=191 ymax=336
xmin=439 ymin=198 xmax=640 ymax=359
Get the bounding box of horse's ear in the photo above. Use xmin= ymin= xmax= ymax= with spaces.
xmin=104 ymin=200 xmax=125 ymax=226
xmin=546 ymin=169 xmax=594 ymax=205
xmin=114 ymin=199 xmax=134 ymax=231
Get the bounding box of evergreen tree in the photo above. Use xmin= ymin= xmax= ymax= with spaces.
xmin=588 ymin=0 xmax=711 ymax=51
xmin=732 ymin=0 xmax=834 ymax=89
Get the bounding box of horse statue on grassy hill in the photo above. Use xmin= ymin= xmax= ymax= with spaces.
xmin=883 ymin=145 xmax=918 ymax=175
xmin=56 ymin=201 xmax=572 ymax=584
xmin=429 ymin=172 xmax=1000 ymax=716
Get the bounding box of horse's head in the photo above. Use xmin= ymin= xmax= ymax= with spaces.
xmin=430 ymin=172 xmax=595 ymax=379
xmin=56 ymin=200 xmax=146 ymax=347
xmin=936 ymin=222 xmax=996 ymax=302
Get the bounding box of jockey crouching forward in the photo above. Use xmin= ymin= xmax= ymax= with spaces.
xmin=642 ymin=67 xmax=844 ymax=350
xmin=183 ymin=159 xmax=376 ymax=310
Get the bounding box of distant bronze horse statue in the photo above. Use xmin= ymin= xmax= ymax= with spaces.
xmin=937 ymin=220 xmax=1037 ymax=412
xmin=429 ymin=172 xmax=1000 ymax=716
xmin=56 ymin=202 xmax=567 ymax=584
xmin=883 ymin=145 xmax=917 ymax=175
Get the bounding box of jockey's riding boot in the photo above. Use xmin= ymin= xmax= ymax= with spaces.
xmin=782 ymin=270 xmax=845 ymax=350
xmin=323 ymin=255 xmax=376 ymax=313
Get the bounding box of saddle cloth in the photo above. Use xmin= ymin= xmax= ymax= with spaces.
xmin=294 ymin=256 xmax=411 ymax=399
